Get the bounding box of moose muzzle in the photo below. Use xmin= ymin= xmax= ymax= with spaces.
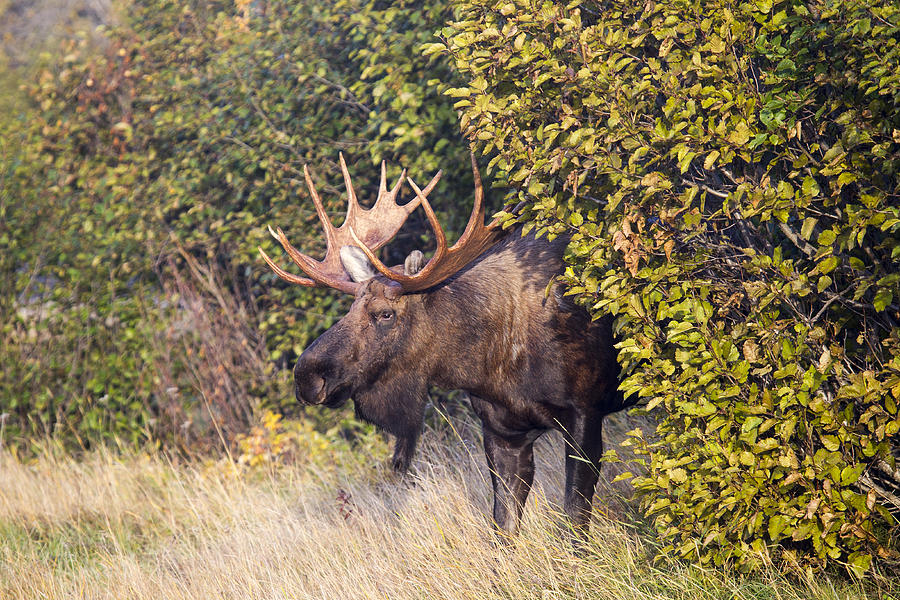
xmin=294 ymin=368 xmax=327 ymax=405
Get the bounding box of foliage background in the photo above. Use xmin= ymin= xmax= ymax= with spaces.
xmin=1 ymin=0 xmax=484 ymax=451
xmin=2 ymin=0 xmax=900 ymax=580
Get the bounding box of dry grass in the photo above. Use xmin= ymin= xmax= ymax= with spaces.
xmin=0 ymin=415 xmax=888 ymax=600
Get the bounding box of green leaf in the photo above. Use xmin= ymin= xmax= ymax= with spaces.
xmin=818 ymin=229 xmax=836 ymax=246
xmin=847 ymin=552 xmax=872 ymax=578
xmin=802 ymin=176 xmax=820 ymax=197
xmin=873 ymin=288 xmax=893 ymax=312
xmin=801 ymin=217 xmax=817 ymax=241
xmin=612 ymin=471 xmax=634 ymax=483
xmin=768 ymin=514 xmax=789 ymax=541
xmin=728 ymin=122 xmax=751 ymax=146
xmin=819 ymin=256 xmax=839 ymax=274
xmin=821 ymin=436 xmax=840 ymax=451
xmin=840 ymin=464 xmax=863 ymax=486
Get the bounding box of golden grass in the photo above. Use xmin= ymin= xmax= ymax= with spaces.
xmin=0 ymin=419 xmax=888 ymax=600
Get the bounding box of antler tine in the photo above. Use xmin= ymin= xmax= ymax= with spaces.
xmin=409 ymin=177 xmax=448 ymax=255
xmin=348 ymin=175 xmax=448 ymax=284
xmin=379 ymin=160 xmax=387 ymax=196
xmin=373 ymin=167 xmax=442 ymax=216
xmin=341 ymin=156 xmax=443 ymax=254
xmin=470 ymin=152 xmax=485 ymax=223
xmin=258 ymin=245 xmax=316 ymax=286
xmin=338 ymin=152 xmax=360 ymax=215
xmin=263 ymin=225 xmax=360 ymax=294
xmin=348 ymin=226 xmax=407 ymax=281
xmin=259 ymin=233 xmax=354 ymax=290
xmin=386 ymin=168 xmax=408 ymax=203
xmin=471 ymin=152 xmax=502 ymax=228
xmin=260 ymin=154 xmax=472 ymax=294
xmin=394 ymin=168 xmax=407 ymax=197
xmin=456 ymin=153 xmax=492 ymax=245
xmin=408 ymin=170 xmax=442 ymax=215
xmin=303 ymin=165 xmax=338 ymax=251
xmin=372 ymin=165 xmax=407 ymax=206
xmin=258 ymin=163 xmax=364 ymax=294
xmin=368 ymin=163 xmax=428 ymax=220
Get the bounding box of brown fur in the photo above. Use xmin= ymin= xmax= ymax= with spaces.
xmin=293 ymin=231 xmax=633 ymax=534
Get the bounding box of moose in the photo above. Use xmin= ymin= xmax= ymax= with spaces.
xmin=259 ymin=154 xmax=632 ymax=535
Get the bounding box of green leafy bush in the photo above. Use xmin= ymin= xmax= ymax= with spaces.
xmin=441 ymin=0 xmax=899 ymax=574
xmin=1 ymin=0 xmax=475 ymax=450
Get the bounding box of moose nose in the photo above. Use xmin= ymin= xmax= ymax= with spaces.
xmin=295 ymin=372 xmax=326 ymax=405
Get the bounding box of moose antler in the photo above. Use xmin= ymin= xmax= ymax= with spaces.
xmin=349 ymin=153 xmax=505 ymax=293
xmin=259 ymin=153 xmax=441 ymax=294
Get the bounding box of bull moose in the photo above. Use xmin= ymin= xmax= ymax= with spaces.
xmin=259 ymin=154 xmax=632 ymax=535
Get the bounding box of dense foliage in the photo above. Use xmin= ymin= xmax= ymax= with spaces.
xmin=440 ymin=0 xmax=899 ymax=575
xmin=0 ymin=0 xmax=474 ymax=449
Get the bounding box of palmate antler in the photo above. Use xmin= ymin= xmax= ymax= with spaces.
xmin=260 ymin=153 xmax=504 ymax=295
xmin=350 ymin=154 xmax=504 ymax=293
xmin=259 ymin=153 xmax=440 ymax=294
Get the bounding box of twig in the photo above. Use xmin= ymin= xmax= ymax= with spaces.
xmin=859 ymin=472 xmax=900 ymax=513
xmin=777 ymin=221 xmax=816 ymax=258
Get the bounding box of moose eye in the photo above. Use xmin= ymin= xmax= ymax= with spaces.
xmin=375 ymin=309 xmax=395 ymax=323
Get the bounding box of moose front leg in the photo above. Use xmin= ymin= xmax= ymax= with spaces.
xmin=391 ymin=433 xmax=418 ymax=473
xmin=481 ymin=427 xmax=536 ymax=536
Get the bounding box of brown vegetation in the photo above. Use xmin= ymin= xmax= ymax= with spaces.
xmin=0 ymin=422 xmax=883 ymax=600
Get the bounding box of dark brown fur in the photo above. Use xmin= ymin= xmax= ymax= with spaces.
xmin=293 ymin=231 xmax=632 ymax=534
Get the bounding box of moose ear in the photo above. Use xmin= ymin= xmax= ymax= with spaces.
xmin=404 ymin=250 xmax=425 ymax=276
xmin=340 ymin=246 xmax=377 ymax=282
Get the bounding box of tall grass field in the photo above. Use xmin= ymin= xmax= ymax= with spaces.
xmin=0 ymin=417 xmax=887 ymax=600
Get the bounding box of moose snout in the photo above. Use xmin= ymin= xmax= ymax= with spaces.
xmin=294 ymin=369 xmax=327 ymax=405
xmin=293 ymin=351 xmax=328 ymax=404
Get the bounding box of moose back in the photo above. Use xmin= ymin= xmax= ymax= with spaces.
xmin=260 ymin=155 xmax=632 ymax=534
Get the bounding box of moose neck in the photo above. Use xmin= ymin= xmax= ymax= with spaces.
xmin=411 ymin=233 xmax=564 ymax=396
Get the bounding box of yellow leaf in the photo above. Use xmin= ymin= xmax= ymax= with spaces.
xmin=742 ymin=340 xmax=759 ymax=362
xmin=658 ymin=37 xmax=674 ymax=58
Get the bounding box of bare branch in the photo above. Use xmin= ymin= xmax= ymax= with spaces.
xmin=859 ymin=472 xmax=900 ymax=513
xmin=777 ymin=221 xmax=817 ymax=258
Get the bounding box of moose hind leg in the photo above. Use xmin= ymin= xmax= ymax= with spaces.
xmin=482 ymin=427 xmax=536 ymax=536
xmin=562 ymin=415 xmax=605 ymax=535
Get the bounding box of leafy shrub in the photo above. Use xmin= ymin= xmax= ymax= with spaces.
xmin=440 ymin=0 xmax=900 ymax=575
xmin=1 ymin=0 xmax=476 ymax=450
